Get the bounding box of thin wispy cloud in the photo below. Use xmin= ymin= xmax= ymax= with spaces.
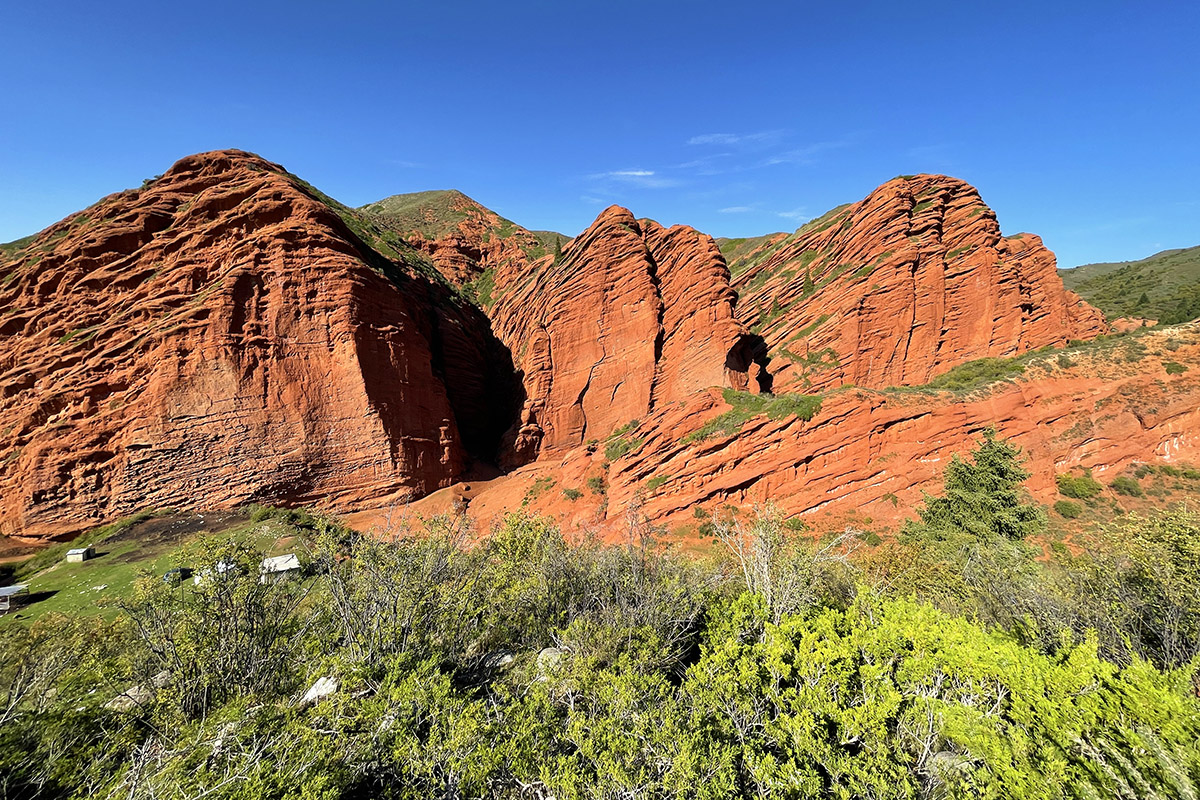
xmin=764 ymin=140 xmax=850 ymax=166
xmin=675 ymin=153 xmax=734 ymax=171
xmin=687 ymin=131 xmax=783 ymax=146
xmin=680 ymin=132 xmax=855 ymax=177
xmin=776 ymin=207 xmax=810 ymax=222
xmin=719 ymin=206 xmax=755 ymax=214
xmin=587 ymin=169 xmax=680 ymax=189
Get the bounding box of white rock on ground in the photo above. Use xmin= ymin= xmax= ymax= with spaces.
xmin=300 ymin=676 xmax=338 ymax=706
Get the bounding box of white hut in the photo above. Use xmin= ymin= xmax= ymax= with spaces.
xmin=260 ymin=554 xmax=302 ymax=584
xmin=66 ymin=546 xmax=95 ymax=563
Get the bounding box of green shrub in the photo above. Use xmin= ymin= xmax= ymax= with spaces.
xmin=1111 ymin=475 xmax=1144 ymax=497
xmin=683 ymin=389 xmax=822 ymax=443
xmin=586 ymin=475 xmax=606 ymax=495
xmin=604 ymin=436 xmax=643 ymax=461
xmin=604 ymin=420 xmax=643 ymax=461
xmin=562 ymin=487 xmax=583 ymax=501
xmin=1057 ymin=472 xmax=1104 ymax=499
xmin=1124 ymin=339 xmax=1148 ymax=362
xmin=6 ymin=489 xmax=1200 ymax=799
xmin=1054 ymin=500 xmax=1084 ymax=519
xmin=909 ymin=430 xmax=1044 ymax=542
xmin=522 ymin=476 xmax=555 ymax=504
xmin=907 ymin=356 xmax=1027 ymax=393
xmin=688 ymin=594 xmax=1200 ymax=800
xmin=1164 ymin=361 xmax=1188 ymax=375
xmin=645 ymin=475 xmax=668 ymax=491
xmin=1057 ymin=505 xmax=1200 ymax=668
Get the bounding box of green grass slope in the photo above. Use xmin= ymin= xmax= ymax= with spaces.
xmin=361 ymin=189 xmax=478 ymax=239
xmin=1 ymin=509 xmax=311 ymax=623
xmin=1060 ymin=244 xmax=1200 ymax=324
xmin=717 ymin=232 xmax=788 ymax=278
xmin=361 ymin=189 xmax=566 ymax=249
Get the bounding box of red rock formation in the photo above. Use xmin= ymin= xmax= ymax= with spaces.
xmin=362 ymin=189 xmax=562 ymax=292
xmin=430 ymin=323 xmax=1200 ymax=537
xmin=729 ymin=176 xmax=1108 ymax=393
xmin=1111 ymin=317 xmax=1158 ymax=333
xmin=2 ymin=163 xmax=1151 ymax=546
xmin=0 ymin=150 xmax=519 ymax=541
xmin=485 ymin=207 xmax=763 ymax=463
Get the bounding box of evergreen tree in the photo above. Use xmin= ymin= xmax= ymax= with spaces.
xmin=915 ymin=428 xmax=1045 ymax=541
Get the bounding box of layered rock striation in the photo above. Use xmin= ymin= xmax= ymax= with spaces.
xmin=728 ymin=175 xmax=1107 ymax=393
xmin=0 ymin=151 xmax=519 ymax=540
xmin=3 ymin=158 xmax=1141 ymax=543
xmin=454 ymin=324 xmax=1200 ymax=534
xmin=486 ymin=207 xmax=766 ymax=463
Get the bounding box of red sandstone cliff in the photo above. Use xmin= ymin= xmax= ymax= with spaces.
xmin=4 ymin=158 xmax=1166 ymax=546
xmin=485 ymin=207 xmax=766 ymax=464
xmin=427 ymin=324 xmax=1200 ymax=536
xmin=728 ymin=175 xmax=1108 ymax=392
xmin=0 ymin=150 xmax=518 ymax=540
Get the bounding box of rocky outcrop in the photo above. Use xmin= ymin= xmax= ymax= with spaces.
xmin=444 ymin=324 xmax=1200 ymax=535
xmin=0 ymin=161 xmax=1147 ymax=544
xmin=729 ymin=176 xmax=1108 ymax=393
xmin=485 ymin=207 xmax=765 ymax=463
xmin=361 ymin=189 xmax=565 ymax=292
xmin=1111 ymin=317 xmax=1158 ymax=333
xmin=0 ymin=150 xmax=520 ymax=541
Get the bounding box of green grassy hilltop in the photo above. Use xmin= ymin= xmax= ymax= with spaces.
xmin=1061 ymin=244 xmax=1200 ymax=324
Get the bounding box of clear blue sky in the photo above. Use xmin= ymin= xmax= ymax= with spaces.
xmin=2 ymin=0 xmax=1197 ymax=267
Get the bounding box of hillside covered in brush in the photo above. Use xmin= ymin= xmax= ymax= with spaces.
xmin=1060 ymin=244 xmax=1200 ymax=325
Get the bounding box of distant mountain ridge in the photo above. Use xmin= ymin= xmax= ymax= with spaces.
xmin=1060 ymin=245 xmax=1200 ymax=325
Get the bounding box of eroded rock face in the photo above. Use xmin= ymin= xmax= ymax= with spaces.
xmin=0 ymin=150 xmax=519 ymax=540
xmin=729 ymin=175 xmax=1108 ymax=392
xmin=0 ymin=161 xmax=1139 ymax=544
xmin=486 ymin=207 xmax=763 ymax=462
xmin=449 ymin=324 xmax=1200 ymax=535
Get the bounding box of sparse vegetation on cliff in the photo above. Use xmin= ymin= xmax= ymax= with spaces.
xmin=683 ymin=389 xmax=822 ymax=443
